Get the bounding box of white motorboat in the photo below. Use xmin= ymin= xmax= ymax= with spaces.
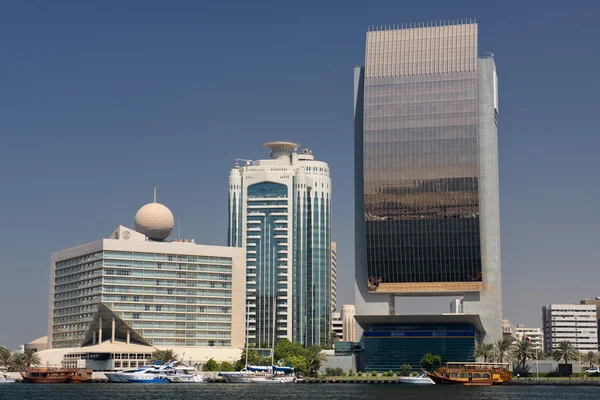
xmin=166 ymin=364 xmax=203 ymax=383
xmin=398 ymin=374 xmax=435 ymax=385
xmin=106 ymin=368 xmax=151 ymax=383
xmin=107 ymin=364 xmax=164 ymax=383
xmin=122 ymin=361 xmax=203 ymax=384
xmin=0 ymin=372 xmax=15 ymax=384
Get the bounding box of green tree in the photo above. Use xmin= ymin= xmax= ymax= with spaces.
xmin=512 ymin=339 xmax=536 ymax=371
xmin=285 ymin=355 xmax=309 ymax=374
xmin=260 ymin=341 xmax=270 ymax=349
xmin=492 ymin=340 xmax=512 ymax=363
xmin=203 ymin=358 xmax=219 ymax=371
xmin=474 ymin=343 xmax=494 ymax=362
xmin=552 ymin=341 xmax=579 ymax=366
xmin=305 ymin=345 xmax=326 ymax=375
xmin=9 ymin=353 xmax=27 ymax=372
xmin=533 ymin=349 xmax=547 ymax=360
xmin=236 ymin=344 xmax=270 ymax=370
xmin=219 ymin=361 xmax=234 ymax=372
xmin=0 ymin=347 xmax=13 ymax=369
xmin=22 ymin=349 xmax=41 ymax=368
xmin=420 ymin=353 xmax=442 ymax=371
xmin=273 ymin=339 xmax=306 ymax=362
xmin=582 ymin=351 xmax=597 ymax=369
xmin=371 ymin=371 xmax=377 ymax=377
xmin=399 ymin=364 xmax=412 ymax=376
xmin=150 ymin=349 xmax=179 ymax=363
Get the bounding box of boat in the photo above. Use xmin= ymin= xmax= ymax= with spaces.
xmin=424 ymin=362 xmax=511 ymax=386
xmin=221 ymin=366 xmax=273 ymax=383
xmin=0 ymin=372 xmax=15 ymax=384
xmin=20 ymin=367 xmax=92 ymax=383
xmin=105 ymin=365 xmax=164 ymax=383
xmin=398 ymin=374 xmax=435 ymax=385
xmin=123 ymin=361 xmax=203 ymax=384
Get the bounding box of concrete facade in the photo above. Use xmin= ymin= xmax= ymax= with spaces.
xmin=543 ymin=303 xmax=598 ymax=354
xmin=49 ymin=224 xmax=246 ymax=350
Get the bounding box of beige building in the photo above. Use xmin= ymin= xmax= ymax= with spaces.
xmin=515 ymin=325 xmax=544 ymax=350
xmin=330 ymin=305 xmax=356 ymax=343
xmin=42 ymin=194 xmax=246 ymax=370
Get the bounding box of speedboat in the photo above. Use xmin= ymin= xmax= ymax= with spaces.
xmin=0 ymin=372 xmax=15 ymax=384
xmin=398 ymin=374 xmax=435 ymax=385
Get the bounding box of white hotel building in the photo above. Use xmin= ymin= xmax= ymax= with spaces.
xmin=42 ymin=194 xmax=246 ymax=370
xmin=542 ymin=303 xmax=598 ymax=354
xmin=228 ymin=142 xmax=332 ymax=347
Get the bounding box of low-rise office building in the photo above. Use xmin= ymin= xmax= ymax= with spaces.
xmin=543 ymin=303 xmax=598 ymax=354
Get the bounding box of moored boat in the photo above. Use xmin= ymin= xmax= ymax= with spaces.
xmin=20 ymin=367 xmax=93 ymax=383
xmin=0 ymin=372 xmax=15 ymax=384
xmin=398 ymin=374 xmax=435 ymax=385
xmin=424 ymin=362 xmax=511 ymax=386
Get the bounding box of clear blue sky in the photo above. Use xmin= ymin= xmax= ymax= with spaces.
xmin=1 ymin=0 xmax=599 ymax=349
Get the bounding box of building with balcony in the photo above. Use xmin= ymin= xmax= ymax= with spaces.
xmin=542 ymin=303 xmax=598 ymax=354
xmin=515 ymin=325 xmax=544 ymax=350
xmin=228 ymin=142 xmax=332 ymax=347
xmin=46 ymin=192 xmax=246 ymax=369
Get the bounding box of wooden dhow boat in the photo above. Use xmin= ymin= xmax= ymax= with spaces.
xmin=424 ymin=362 xmax=511 ymax=386
xmin=20 ymin=367 xmax=93 ymax=383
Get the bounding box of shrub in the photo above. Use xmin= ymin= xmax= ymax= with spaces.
xmin=371 ymin=371 xmax=378 ymax=377
xmin=388 ymin=370 xmax=394 ymax=377
xmin=357 ymin=371 xmax=363 ymax=377
xmin=400 ymin=364 xmax=412 ymax=377
xmin=348 ymin=369 xmax=354 ymax=376
xmin=412 ymin=372 xmax=419 ymax=377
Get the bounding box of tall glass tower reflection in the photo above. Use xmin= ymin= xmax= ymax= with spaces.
xmin=354 ymin=21 xmax=502 ymax=341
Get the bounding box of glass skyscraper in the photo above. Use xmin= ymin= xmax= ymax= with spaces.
xmin=228 ymin=142 xmax=332 ymax=347
xmin=354 ymin=21 xmax=502 ymax=343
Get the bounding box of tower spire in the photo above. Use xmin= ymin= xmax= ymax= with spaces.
xmin=153 ymin=185 xmax=157 ymax=203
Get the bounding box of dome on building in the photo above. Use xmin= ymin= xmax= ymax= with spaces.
xmin=134 ymin=188 xmax=174 ymax=241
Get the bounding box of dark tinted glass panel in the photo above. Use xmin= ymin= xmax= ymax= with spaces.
xmin=363 ymin=72 xmax=481 ymax=286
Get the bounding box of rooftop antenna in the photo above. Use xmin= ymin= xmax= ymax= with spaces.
xmin=153 ymin=185 xmax=157 ymax=203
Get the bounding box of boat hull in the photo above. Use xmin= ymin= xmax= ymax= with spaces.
xmin=398 ymin=377 xmax=435 ymax=385
xmin=425 ymin=372 xmax=496 ymax=386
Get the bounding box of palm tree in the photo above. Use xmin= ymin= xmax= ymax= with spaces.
xmin=552 ymin=341 xmax=579 ymax=366
xmin=150 ymin=349 xmax=179 ymax=363
xmin=581 ymin=351 xmax=597 ymax=369
xmin=511 ymin=340 xmax=535 ymax=370
xmin=9 ymin=353 xmax=27 ymax=372
xmin=474 ymin=343 xmax=494 ymax=362
xmin=22 ymin=349 xmax=41 ymax=368
xmin=533 ymin=349 xmax=547 ymax=360
xmin=0 ymin=347 xmax=13 ymax=369
xmin=305 ymin=345 xmax=326 ymax=375
xmin=492 ymin=340 xmax=512 ymax=363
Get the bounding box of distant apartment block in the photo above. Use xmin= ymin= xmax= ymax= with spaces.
xmin=580 ymin=298 xmax=600 ymax=349
xmin=542 ymin=304 xmax=598 ymax=354
xmin=515 ymin=325 xmax=544 ymax=350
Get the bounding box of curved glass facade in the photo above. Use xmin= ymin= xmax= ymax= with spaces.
xmin=246 ymin=182 xmax=289 ymax=347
